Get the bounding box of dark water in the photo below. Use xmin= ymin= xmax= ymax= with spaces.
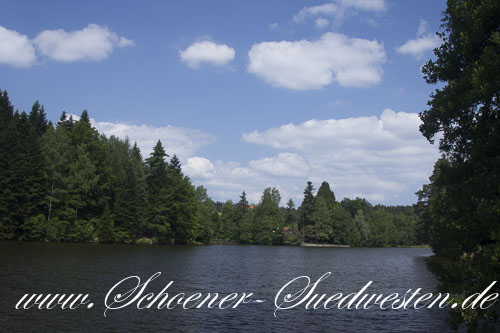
xmin=0 ymin=242 xmax=455 ymax=332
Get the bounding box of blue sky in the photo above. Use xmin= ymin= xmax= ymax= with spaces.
xmin=0 ymin=0 xmax=446 ymax=205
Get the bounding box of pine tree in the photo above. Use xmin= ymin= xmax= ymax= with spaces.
xmin=165 ymin=173 xmax=199 ymax=244
xmin=285 ymin=199 xmax=297 ymax=228
xmin=317 ymin=181 xmax=336 ymax=206
xmin=310 ymin=197 xmax=332 ymax=243
xmin=65 ymin=144 xmax=100 ymax=240
xmin=233 ymin=191 xmax=249 ymax=241
xmin=169 ymin=154 xmax=182 ymax=175
xmin=299 ymin=181 xmax=315 ymax=233
xmin=130 ymin=142 xmax=146 ymax=238
xmin=4 ymin=112 xmax=31 ymax=238
xmin=144 ymin=140 xmax=171 ymax=242
xmin=107 ymin=137 xmax=140 ymax=243
xmin=23 ymin=101 xmax=49 ymax=222
xmin=0 ymin=90 xmax=15 ymax=239
xmin=195 ymin=185 xmax=216 ymax=243
xmin=96 ymin=204 xmax=114 ymax=243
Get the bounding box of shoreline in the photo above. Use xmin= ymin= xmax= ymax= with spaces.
xmin=0 ymin=240 xmax=430 ymax=249
xmin=299 ymin=243 xmax=350 ymax=248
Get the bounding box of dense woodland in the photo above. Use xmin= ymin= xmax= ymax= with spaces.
xmin=0 ymin=91 xmax=421 ymax=246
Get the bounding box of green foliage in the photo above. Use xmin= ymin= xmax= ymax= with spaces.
xmin=353 ymin=210 xmax=369 ymax=246
xmin=253 ymin=188 xmax=284 ymax=245
xmin=96 ymin=205 xmax=114 ymax=243
xmin=299 ymin=181 xmax=315 ymax=233
xmin=218 ymin=200 xmax=236 ymax=241
xmin=20 ymin=214 xmax=48 ymax=241
xmin=317 ymin=181 xmax=336 ymax=207
xmin=195 ymin=186 xmax=217 ymax=243
xmin=0 ymin=96 xmax=202 ymax=246
xmin=310 ymin=197 xmax=332 ymax=243
xmin=416 ymin=0 xmax=500 ymax=329
xmin=332 ymin=204 xmax=360 ymax=246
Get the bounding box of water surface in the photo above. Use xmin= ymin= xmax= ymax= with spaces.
xmin=0 ymin=242 xmax=453 ymax=332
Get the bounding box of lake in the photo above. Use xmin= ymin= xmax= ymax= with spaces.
xmin=0 ymin=242 xmax=455 ymax=332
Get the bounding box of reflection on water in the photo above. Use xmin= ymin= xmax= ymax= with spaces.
xmin=0 ymin=242 xmax=454 ymax=332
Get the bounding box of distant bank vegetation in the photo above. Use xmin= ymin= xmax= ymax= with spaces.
xmin=0 ymin=90 xmax=423 ymax=246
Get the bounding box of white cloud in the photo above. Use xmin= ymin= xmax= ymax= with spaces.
xmin=396 ymin=19 xmax=441 ymax=59
xmin=179 ymin=41 xmax=235 ymax=68
xmin=234 ymin=109 xmax=438 ymax=204
xmin=249 ymin=153 xmax=309 ymax=178
xmin=294 ymin=3 xmax=338 ymax=23
xmin=293 ymin=1 xmax=385 ymax=26
xmin=315 ymin=17 xmax=330 ymax=29
xmin=396 ymin=34 xmax=440 ymax=60
xmin=247 ymin=32 xmax=386 ymax=90
xmin=339 ymin=0 xmax=385 ymax=12
xmin=118 ymin=37 xmax=134 ymax=48
xmin=33 ymin=24 xmax=134 ymax=62
xmin=184 ymin=157 xmax=215 ymax=178
xmin=417 ymin=19 xmax=429 ymax=36
xmin=0 ymin=25 xmax=36 ymax=67
xmin=87 ymin=118 xmax=215 ymax=159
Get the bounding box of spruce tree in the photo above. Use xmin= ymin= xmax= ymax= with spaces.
xmin=144 ymin=140 xmax=171 ymax=242
xmin=299 ymin=181 xmax=315 ymax=233
xmin=169 ymin=154 xmax=182 ymax=175
xmin=96 ymin=204 xmax=114 ymax=243
xmin=0 ymin=90 xmax=14 ymax=238
xmin=195 ymin=185 xmax=216 ymax=243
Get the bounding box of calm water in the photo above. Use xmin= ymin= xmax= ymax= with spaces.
xmin=0 ymin=242 xmax=455 ymax=332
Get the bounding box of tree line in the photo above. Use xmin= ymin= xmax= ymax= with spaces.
xmin=0 ymin=90 xmax=421 ymax=246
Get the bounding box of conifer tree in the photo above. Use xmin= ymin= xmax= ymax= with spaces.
xmin=144 ymin=140 xmax=171 ymax=242
xmin=310 ymin=197 xmax=332 ymax=243
xmin=96 ymin=204 xmax=114 ymax=243
xmin=195 ymin=185 xmax=216 ymax=243
xmin=169 ymin=154 xmax=182 ymax=175
xmin=0 ymin=90 xmax=15 ymax=238
xmin=299 ymin=181 xmax=315 ymax=233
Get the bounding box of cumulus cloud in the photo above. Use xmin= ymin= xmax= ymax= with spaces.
xmin=0 ymin=25 xmax=36 ymax=67
xmin=247 ymin=32 xmax=386 ymax=90
xmin=396 ymin=19 xmax=441 ymax=59
xmin=33 ymin=24 xmax=134 ymax=62
xmin=184 ymin=157 xmax=215 ymax=178
xmin=249 ymin=153 xmax=309 ymax=178
xmin=179 ymin=41 xmax=235 ymax=68
xmin=293 ymin=0 xmax=385 ymax=26
xmin=238 ymin=109 xmax=439 ymax=203
xmin=85 ymin=118 xmax=215 ymax=159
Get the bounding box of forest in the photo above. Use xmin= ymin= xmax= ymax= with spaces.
xmin=0 ymin=91 xmax=421 ymax=246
